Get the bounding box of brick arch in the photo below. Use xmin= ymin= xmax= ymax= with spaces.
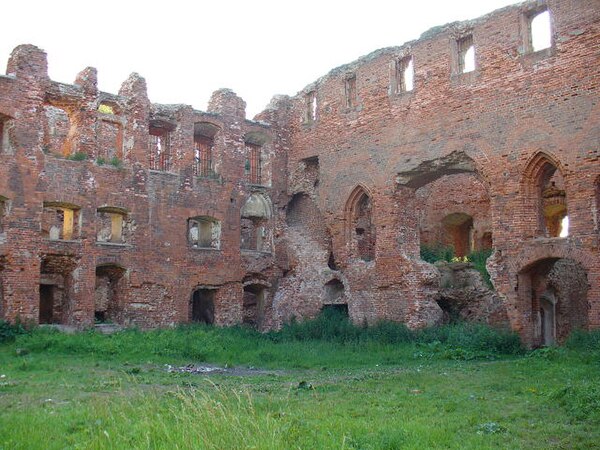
xmin=520 ymin=151 xmax=569 ymax=238
xmin=511 ymin=243 xmax=596 ymax=276
xmin=343 ymin=184 xmax=373 ymax=237
xmin=443 ymin=140 xmax=495 ymax=191
xmin=521 ymin=151 xmax=567 ymax=189
xmin=344 ymin=184 xmax=375 ymax=261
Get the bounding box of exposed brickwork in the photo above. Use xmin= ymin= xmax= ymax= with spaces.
xmin=0 ymin=0 xmax=598 ymax=346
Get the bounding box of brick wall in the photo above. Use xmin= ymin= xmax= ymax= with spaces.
xmin=0 ymin=0 xmax=598 ymax=346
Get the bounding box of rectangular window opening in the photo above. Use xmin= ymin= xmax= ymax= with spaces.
xmin=530 ymin=9 xmax=552 ymax=52
xmin=246 ymin=143 xmax=262 ymax=185
xmin=394 ymin=56 xmax=414 ymax=93
xmin=43 ymin=203 xmax=80 ymax=241
xmin=188 ymin=217 xmax=220 ymax=249
xmin=194 ymin=135 xmax=214 ymax=177
xmin=458 ymin=35 xmax=475 ymax=74
xmin=305 ymin=91 xmax=317 ymax=122
xmin=345 ymin=75 xmax=357 ymax=109
xmin=149 ymin=126 xmax=172 ymax=171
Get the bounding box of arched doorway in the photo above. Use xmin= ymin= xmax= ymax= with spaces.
xmin=518 ymin=258 xmax=588 ymax=346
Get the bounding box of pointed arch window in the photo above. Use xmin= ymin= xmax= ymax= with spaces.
xmin=345 ymin=186 xmax=375 ymax=261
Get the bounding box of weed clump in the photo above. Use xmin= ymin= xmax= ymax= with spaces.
xmin=0 ymin=320 xmax=27 ymax=343
xmin=269 ymin=309 xmax=522 ymax=357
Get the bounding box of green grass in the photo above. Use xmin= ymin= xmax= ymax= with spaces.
xmin=66 ymin=152 xmax=88 ymax=161
xmin=1 ymin=319 xmax=599 ymax=449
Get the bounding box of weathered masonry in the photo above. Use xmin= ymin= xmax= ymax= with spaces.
xmin=0 ymin=0 xmax=598 ymax=346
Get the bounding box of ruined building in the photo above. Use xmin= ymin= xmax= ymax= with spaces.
xmin=0 ymin=0 xmax=598 ymax=346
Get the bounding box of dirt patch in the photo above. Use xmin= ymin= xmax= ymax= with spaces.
xmin=165 ymin=364 xmax=284 ymax=377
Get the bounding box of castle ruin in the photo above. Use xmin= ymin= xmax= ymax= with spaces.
xmin=0 ymin=0 xmax=598 ymax=346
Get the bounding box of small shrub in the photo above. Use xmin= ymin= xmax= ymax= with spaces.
xmin=96 ymin=157 xmax=106 ymax=165
xmin=420 ymin=243 xmax=454 ymax=263
xmin=109 ymin=156 xmax=123 ymax=168
xmin=467 ymin=248 xmax=494 ymax=288
xmin=549 ymin=382 xmax=600 ymax=421
xmin=0 ymin=319 xmax=27 ymax=343
xmin=565 ymin=328 xmax=600 ymax=352
xmin=67 ymin=152 xmax=88 ymax=161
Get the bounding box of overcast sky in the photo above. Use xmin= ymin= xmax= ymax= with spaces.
xmin=1 ymin=0 xmax=519 ymax=118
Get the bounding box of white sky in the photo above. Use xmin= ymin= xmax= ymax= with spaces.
xmin=1 ymin=0 xmax=519 ymax=118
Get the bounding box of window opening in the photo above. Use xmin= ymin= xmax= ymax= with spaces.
xmin=458 ymin=35 xmax=475 ymax=73
xmin=305 ymin=91 xmax=317 ymax=122
xmin=149 ymin=124 xmax=173 ymax=171
xmin=345 ymin=75 xmax=357 ymax=108
xmin=188 ymin=217 xmax=221 ymax=249
xmin=97 ymin=207 xmax=127 ymax=243
xmin=394 ymin=57 xmax=414 ymax=93
xmin=194 ymin=135 xmax=213 ymax=177
xmin=246 ymin=143 xmax=262 ymax=184
xmin=43 ymin=203 xmax=80 ymax=241
xmin=531 ymin=10 xmax=552 ymax=52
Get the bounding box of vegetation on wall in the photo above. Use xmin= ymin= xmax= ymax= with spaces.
xmin=420 ymin=244 xmax=494 ymax=288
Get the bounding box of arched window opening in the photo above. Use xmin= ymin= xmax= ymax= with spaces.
xmin=442 ymin=213 xmax=473 ymax=257
xmin=540 ymin=165 xmax=568 ymax=237
xmin=241 ymin=194 xmax=272 ymax=253
xmin=190 ymin=288 xmax=216 ymax=324
xmin=347 ymin=188 xmax=375 ymax=262
xmin=524 ymin=153 xmax=568 ymax=238
xmin=457 ymin=35 xmax=475 ymax=74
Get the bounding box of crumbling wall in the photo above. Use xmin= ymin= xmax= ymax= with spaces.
xmin=0 ymin=0 xmax=598 ymax=341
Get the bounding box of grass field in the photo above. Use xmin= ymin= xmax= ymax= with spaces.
xmin=1 ymin=315 xmax=599 ymax=449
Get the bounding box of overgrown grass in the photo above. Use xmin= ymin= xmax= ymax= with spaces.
xmin=420 ymin=244 xmax=494 ymax=288
xmin=269 ymin=308 xmax=521 ymax=357
xmin=1 ymin=317 xmax=599 ymax=449
xmin=420 ymin=243 xmax=455 ymax=263
xmin=66 ymin=151 xmax=87 ymax=161
xmin=467 ymin=248 xmax=494 ymax=288
xmin=7 ymin=312 xmax=522 ymax=367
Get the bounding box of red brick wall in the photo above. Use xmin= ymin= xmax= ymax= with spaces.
xmin=282 ymin=0 xmax=600 ymax=338
xmin=0 ymin=0 xmax=598 ymax=344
